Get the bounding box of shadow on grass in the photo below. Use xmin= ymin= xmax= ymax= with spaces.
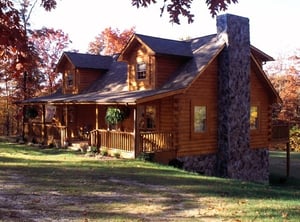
xmin=1 ymin=143 xmax=299 ymax=221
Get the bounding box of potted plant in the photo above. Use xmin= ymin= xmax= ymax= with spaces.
xmin=105 ymin=107 xmax=126 ymax=130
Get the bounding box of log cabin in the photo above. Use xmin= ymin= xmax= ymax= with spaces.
xmin=21 ymin=14 xmax=281 ymax=183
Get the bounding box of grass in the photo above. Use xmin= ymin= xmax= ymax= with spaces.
xmin=269 ymin=151 xmax=300 ymax=188
xmin=0 ymin=142 xmax=299 ymax=221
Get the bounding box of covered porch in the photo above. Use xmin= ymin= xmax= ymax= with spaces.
xmin=22 ymin=101 xmax=176 ymax=159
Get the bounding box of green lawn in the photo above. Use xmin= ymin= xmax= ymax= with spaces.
xmin=0 ymin=142 xmax=299 ymax=221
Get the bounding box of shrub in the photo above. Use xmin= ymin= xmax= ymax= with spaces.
xmin=114 ymin=152 xmax=121 ymax=159
xmin=290 ymin=126 xmax=300 ymax=152
xmin=101 ymin=149 xmax=108 ymax=156
xmin=90 ymin=146 xmax=99 ymax=153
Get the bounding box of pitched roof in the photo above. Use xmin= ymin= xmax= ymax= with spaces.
xmin=22 ymin=33 xmax=279 ymax=105
xmin=134 ymin=34 xmax=193 ymax=57
xmin=59 ymin=52 xmax=113 ymax=70
xmin=21 ymin=34 xmax=225 ymax=104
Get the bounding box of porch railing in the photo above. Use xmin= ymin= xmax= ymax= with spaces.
xmin=272 ymin=124 xmax=290 ymax=143
xmin=24 ymin=122 xmax=67 ymax=147
xmin=90 ymin=129 xmax=134 ymax=152
xmin=90 ymin=130 xmax=174 ymax=153
xmin=139 ymin=131 xmax=174 ymax=153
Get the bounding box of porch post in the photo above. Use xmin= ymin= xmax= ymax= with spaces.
xmin=64 ymin=105 xmax=68 ymax=138
xmin=95 ymin=104 xmax=99 ymax=130
xmin=42 ymin=104 xmax=46 ymax=145
xmin=133 ymin=106 xmax=138 ymax=158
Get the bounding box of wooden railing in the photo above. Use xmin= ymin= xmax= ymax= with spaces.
xmin=139 ymin=131 xmax=174 ymax=153
xmin=24 ymin=122 xmax=67 ymax=147
xmin=90 ymin=130 xmax=174 ymax=154
xmin=90 ymin=129 xmax=134 ymax=152
xmin=272 ymin=124 xmax=290 ymax=143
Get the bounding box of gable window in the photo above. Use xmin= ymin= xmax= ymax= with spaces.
xmin=194 ymin=106 xmax=206 ymax=132
xmin=66 ymin=72 xmax=74 ymax=87
xmin=136 ymin=62 xmax=147 ymax=80
xmin=250 ymin=106 xmax=259 ymax=129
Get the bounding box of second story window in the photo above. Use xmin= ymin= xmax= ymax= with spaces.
xmin=66 ymin=72 xmax=74 ymax=87
xmin=136 ymin=62 xmax=147 ymax=80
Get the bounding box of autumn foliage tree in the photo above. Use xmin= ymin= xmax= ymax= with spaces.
xmin=265 ymin=52 xmax=300 ymax=124
xmin=0 ymin=0 xmax=68 ymax=135
xmin=131 ymin=0 xmax=238 ymax=24
xmin=88 ymin=27 xmax=135 ymax=55
xmin=1 ymin=0 xmax=57 ymax=58
xmin=30 ymin=28 xmax=70 ymax=94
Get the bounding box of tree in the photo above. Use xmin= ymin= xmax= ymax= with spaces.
xmin=0 ymin=0 xmax=59 ymax=136
xmin=30 ymin=27 xmax=70 ymax=94
xmin=88 ymin=27 xmax=135 ymax=55
xmin=0 ymin=0 xmax=57 ymax=58
xmin=265 ymin=51 xmax=300 ymax=124
xmin=131 ymin=0 xmax=238 ymax=24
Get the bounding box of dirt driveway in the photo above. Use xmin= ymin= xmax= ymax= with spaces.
xmin=0 ymin=168 xmax=220 ymax=222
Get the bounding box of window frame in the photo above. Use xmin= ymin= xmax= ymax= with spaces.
xmin=250 ymin=105 xmax=259 ymax=130
xmin=193 ymin=105 xmax=207 ymax=133
xmin=136 ymin=61 xmax=147 ymax=80
xmin=66 ymin=71 xmax=74 ymax=88
xmin=138 ymin=105 xmax=157 ymax=131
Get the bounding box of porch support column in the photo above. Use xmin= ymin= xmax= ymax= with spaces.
xmin=42 ymin=104 xmax=46 ymax=145
xmin=95 ymin=104 xmax=99 ymax=130
xmin=133 ymin=106 xmax=139 ymax=158
xmin=64 ymin=105 xmax=68 ymax=138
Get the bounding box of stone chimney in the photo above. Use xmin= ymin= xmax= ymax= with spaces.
xmin=216 ymin=14 xmax=268 ymax=182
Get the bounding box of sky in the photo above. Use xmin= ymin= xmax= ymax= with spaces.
xmin=30 ymin=0 xmax=300 ymax=58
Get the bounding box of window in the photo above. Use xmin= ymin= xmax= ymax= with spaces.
xmin=139 ymin=105 xmax=156 ymax=130
xmin=194 ymin=106 xmax=206 ymax=132
xmin=136 ymin=62 xmax=147 ymax=80
xmin=66 ymin=72 xmax=74 ymax=87
xmin=250 ymin=106 xmax=259 ymax=129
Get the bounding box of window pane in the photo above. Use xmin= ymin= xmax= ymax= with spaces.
xmin=67 ymin=73 xmax=73 ymax=87
xmin=138 ymin=105 xmax=156 ymax=130
xmin=250 ymin=106 xmax=259 ymax=129
xmin=146 ymin=105 xmax=156 ymax=129
xmin=194 ymin=106 xmax=206 ymax=132
xmin=137 ymin=62 xmax=146 ymax=79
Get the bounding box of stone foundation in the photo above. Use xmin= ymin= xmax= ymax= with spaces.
xmin=178 ymin=154 xmax=217 ymax=176
xmin=178 ymin=148 xmax=269 ymax=183
xmin=227 ymin=148 xmax=269 ymax=183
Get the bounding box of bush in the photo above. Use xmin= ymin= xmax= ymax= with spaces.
xmin=101 ymin=149 xmax=108 ymax=156
xmin=114 ymin=152 xmax=121 ymax=159
xmin=90 ymin=146 xmax=99 ymax=153
xmin=290 ymin=126 xmax=300 ymax=152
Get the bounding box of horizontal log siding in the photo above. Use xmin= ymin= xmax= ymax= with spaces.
xmin=78 ymin=69 xmax=103 ymax=93
xmin=176 ymin=59 xmax=218 ymax=157
xmin=76 ymin=104 xmax=96 ymax=130
xmin=61 ymin=62 xmax=75 ymax=94
xmin=126 ymin=44 xmax=154 ymax=91
xmin=250 ymin=62 xmax=272 ymax=148
xmin=158 ymin=97 xmax=175 ymax=132
xmin=155 ymin=55 xmax=187 ymax=88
